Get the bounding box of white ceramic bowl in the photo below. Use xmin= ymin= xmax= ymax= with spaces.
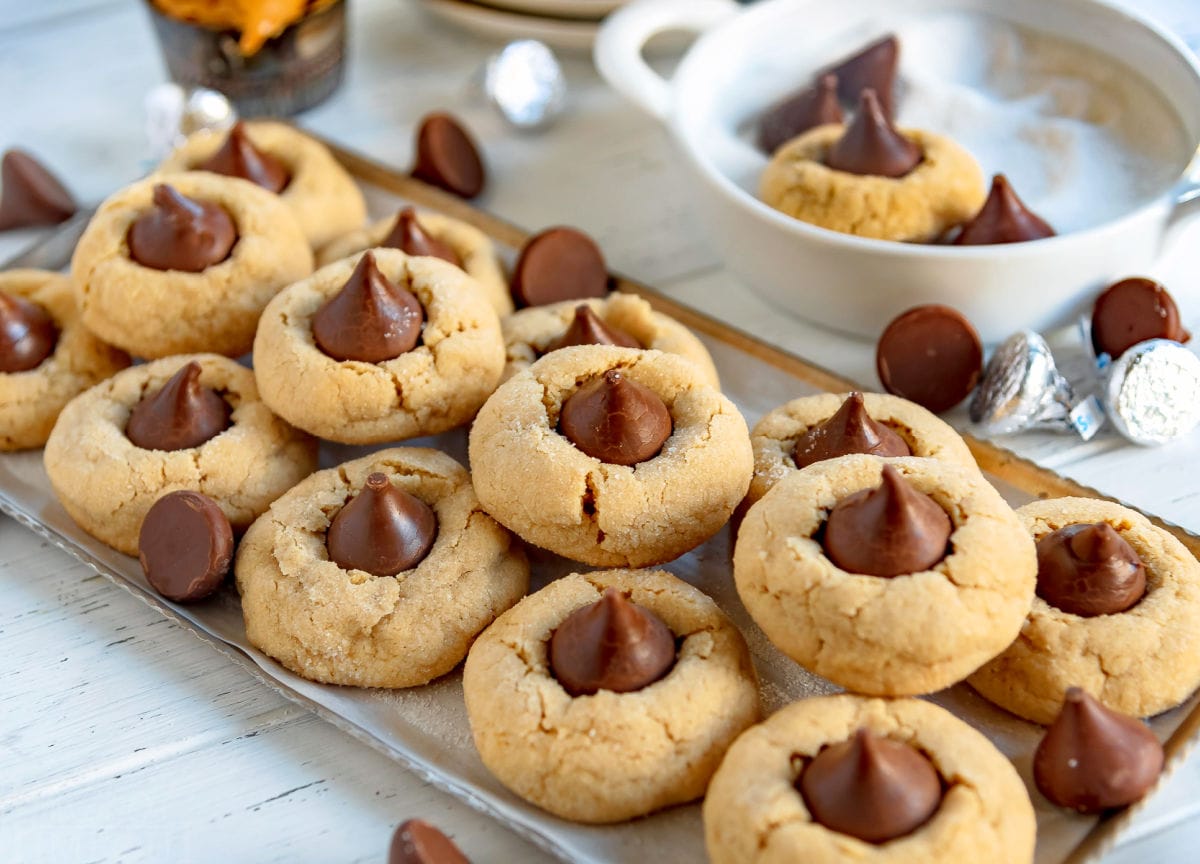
xmin=595 ymin=0 xmax=1200 ymax=341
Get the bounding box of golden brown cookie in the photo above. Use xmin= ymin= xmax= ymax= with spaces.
xmin=43 ymin=353 xmax=317 ymax=556
xmin=158 ymin=120 xmax=366 ymax=249
xmin=1 ymin=269 xmax=129 ymax=450
xmin=236 ymin=447 xmax=529 ymax=688
xmin=734 ymin=455 xmax=1035 ymax=695
xmin=703 ymin=695 xmax=1035 ymax=864
xmin=749 ymin=391 xmax=976 ymax=505
xmin=253 ymin=248 xmax=505 ymax=444
xmin=463 ymin=568 xmax=759 ymax=823
xmin=316 ymin=209 xmax=511 ymax=316
xmin=760 ymin=125 xmax=985 ymax=242
xmin=969 ymin=497 xmax=1200 ymax=724
xmin=501 ymin=291 xmax=719 ymax=387
xmin=469 ymin=345 xmax=752 ymax=567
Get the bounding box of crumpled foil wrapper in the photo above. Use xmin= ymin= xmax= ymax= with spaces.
xmin=1106 ymin=339 xmax=1200 ymax=446
xmin=144 ymin=84 xmax=236 ymax=161
xmin=484 ymin=40 xmax=567 ymax=131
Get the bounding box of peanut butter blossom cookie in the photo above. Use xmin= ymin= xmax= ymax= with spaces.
xmin=236 ymin=448 xmax=529 ymax=688
xmin=253 ymin=248 xmax=505 ymax=444
xmin=0 ymin=269 xmax=129 ymax=450
xmin=735 ymin=457 xmax=1035 ymax=695
xmin=44 ymin=354 xmax=317 ymax=556
xmin=469 ymin=345 xmax=752 ymax=567
xmin=969 ymin=497 xmax=1200 ymax=724
xmin=463 ymin=568 xmax=759 ymax=823
xmin=71 ymin=172 xmax=313 ymax=359
xmin=703 ymin=695 xmax=1035 ymax=864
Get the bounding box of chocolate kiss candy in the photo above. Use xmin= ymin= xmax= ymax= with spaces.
xmin=826 ymin=89 xmax=920 ymax=179
xmin=546 ymin=304 xmax=639 ymax=353
xmin=1034 ymin=687 xmax=1163 ymax=813
xmin=511 ymin=227 xmax=608 ymax=308
xmin=0 ymin=292 xmax=58 ymax=373
xmin=389 ymin=819 xmax=470 ymax=864
xmin=558 ymin=369 xmax=672 ymax=466
xmin=196 ymin=121 xmax=290 ymax=194
xmin=820 ymin=35 xmax=900 ymax=118
xmin=138 ymin=490 xmax=234 ymax=603
xmin=793 ymin=392 xmax=911 ymax=468
xmin=0 ymin=149 xmax=77 ymax=230
xmin=549 ymin=587 xmax=676 ymax=696
xmin=126 ymin=361 xmax=230 ymax=451
xmin=799 ymin=728 xmax=942 ymax=844
xmin=824 ymin=464 xmax=951 ymax=577
xmin=1035 ymin=523 xmax=1146 ymax=617
xmin=411 ymin=113 xmax=486 ymax=199
xmin=381 ymin=207 xmax=462 ymax=267
xmin=757 ymin=74 xmax=845 ymax=154
xmin=312 ymin=252 xmax=425 ymax=363
xmin=955 ymin=174 xmax=1055 ymax=245
xmin=876 ymin=304 xmax=983 ymax=414
xmin=326 ymin=472 xmax=437 ymax=577
xmin=127 ymin=183 xmax=237 ymax=273
xmin=1091 ymin=277 xmax=1190 ymax=360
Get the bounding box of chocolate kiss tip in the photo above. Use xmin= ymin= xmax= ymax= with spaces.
xmin=757 ymin=73 xmax=845 ymax=154
xmin=127 ymin=183 xmax=237 ymax=273
xmin=326 ymin=471 xmax=437 ymax=577
xmin=823 ymin=35 xmax=899 ymax=117
xmin=312 ymin=251 xmax=425 ymax=363
xmin=383 ymin=206 xmax=461 ymax=267
xmin=125 ymin=361 xmax=230 ymax=452
xmin=389 ymin=818 xmax=470 ymax=864
xmin=0 ymin=290 xmax=58 ymax=373
xmin=0 ymin=149 xmax=77 ymax=231
xmin=955 ymin=174 xmax=1055 ymax=245
xmin=1035 ymin=522 xmax=1145 ymax=617
xmin=547 ymin=304 xmax=639 ymax=353
xmin=198 ymin=121 xmax=290 ymax=194
xmin=558 ymin=369 xmax=673 ymax=466
xmin=826 ymin=88 xmax=920 ymax=179
xmin=793 ymin=391 xmax=911 ymax=468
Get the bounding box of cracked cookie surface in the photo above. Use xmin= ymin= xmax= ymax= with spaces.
xmin=468 ymin=345 xmax=753 ymax=567
xmin=463 ymin=568 xmax=759 ymax=823
xmin=501 ymin=291 xmax=719 ymax=387
xmin=703 ymin=695 xmax=1034 ymax=864
xmin=236 ymin=447 xmax=529 ymax=688
xmin=734 ymin=455 xmax=1035 ymax=695
xmin=253 ymin=248 xmax=505 ymax=444
xmin=43 ymin=353 xmax=317 ymax=556
xmin=968 ymin=497 xmax=1200 ymax=724
xmin=1 ymin=269 xmax=130 ymax=450
xmin=70 ymin=171 xmax=313 ymax=359
xmin=749 ymin=392 xmax=976 ymax=505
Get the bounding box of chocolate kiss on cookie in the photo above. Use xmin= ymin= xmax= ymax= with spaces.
xmin=549 ymin=587 xmax=676 ymax=696
xmin=546 ymin=305 xmax=639 ymax=353
xmin=0 ymin=149 xmax=77 ymax=230
xmin=820 ymin=35 xmax=900 ymax=118
xmin=381 ymin=207 xmax=461 ymax=267
xmin=1034 ymin=687 xmax=1163 ymax=813
xmin=0 ymin=291 xmax=58 ymax=373
xmin=326 ymin=472 xmax=437 ymax=577
xmin=824 ymin=464 xmax=951 ymax=576
xmin=758 ymin=74 xmax=845 ymax=154
xmin=799 ymin=728 xmax=942 ymax=843
xmin=558 ymin=369 xmax=672 ymax=466
xmin=826 ymin=89 xmax=920 ymax=179
xmin=125 ymin=361 xmax=231 ymax=451
xmin=389 ymin=819 xmax=470 ymax=864
xmin=955 ymin=174 xmax=1055 ymax=245
xmin=1091 ymin=277 xmax=1190 ymax=360
xmin=197 ymin=121 xmax=290 ymax=194
xmin=127 ymin=183 xmax=237 ymax=273
xmin=793 ymin=392 xmax=911 ymax=468
xmin=312 ymin=251 xmax=425 ymax=363
xmin=1035 ymin=522 xmax=1146 ymax=617
xmin=138 ymin=490 xmax=233 ymax=603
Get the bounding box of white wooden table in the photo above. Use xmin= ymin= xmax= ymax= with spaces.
xmin=2 ymin=0 xmax=1199 ymax=861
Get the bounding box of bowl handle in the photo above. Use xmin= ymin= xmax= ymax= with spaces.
xmin=594 ymin=0 xmax=739 ymax=121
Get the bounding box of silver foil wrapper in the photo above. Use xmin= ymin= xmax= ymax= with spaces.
xmin=484 ymin=40 xmax=567 ymax=130
xmin=1106 ymin=339 xmax=1200 ymax=446
xmin=144 ymin=84 xmax=236 ymax=161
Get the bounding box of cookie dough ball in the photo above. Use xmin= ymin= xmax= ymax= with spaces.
xmin=749 ymin=391 xmax=976 ymax=505
xmin=463 ymin=568 xmax=759 ymax=823
xmin=704 ymin=695 xmax=1035 ymax=864
xmin=237 ymin=447 xmax=529 ymax=688
xmin=969 ymin=497 xmax=1200 ymax=724
xmin=469 ymin=345 xmax=752 ymax=567
xmin=760 ymin=125 xmax=985 ymax=242
xmin=1 ymin=269 xmax=129 ymax=450
xmin=158 ymin=120 xmax=367 ymax=249
xmin=43 ymin=354 xmax=317 ymax=556
xmin=71 ymin=172 xmax=313 ymax=359
xmin=253 ymin=248 xmax=504 ymax=444
xmin=501 ymin=291 xmax=719 ymax=387
xmin=317 ymin=208 xmax=511 ymax=316
xmin=734 ymin=455 xmax=1035 ymax=695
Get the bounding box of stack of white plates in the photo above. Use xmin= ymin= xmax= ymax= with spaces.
xmin=419 ymin=0 xmax=629 ymax=52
